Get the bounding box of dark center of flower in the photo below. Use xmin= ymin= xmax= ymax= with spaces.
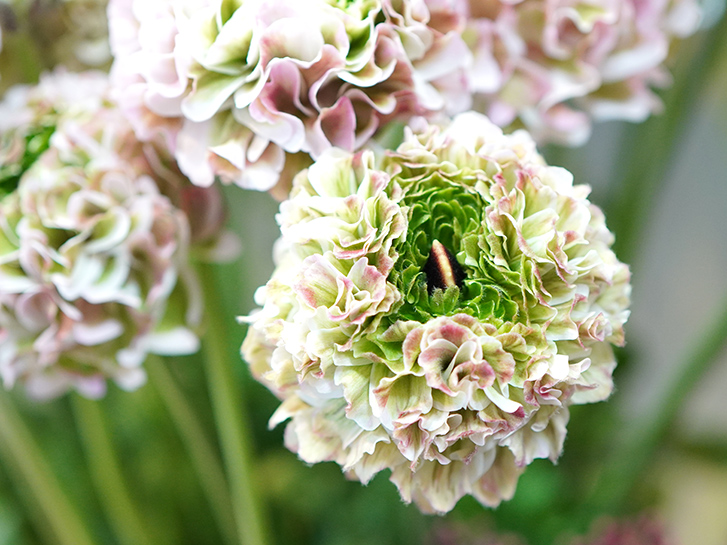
xmin=423 ymin=240 xmax=464 ymax=293
xmin=387 ymin=172 xmax=519 ymax=324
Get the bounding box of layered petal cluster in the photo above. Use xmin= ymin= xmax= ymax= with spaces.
xmin=108 ymin=0 xmax=472 ymax=190
xmin=0 ymin=71 xmax=224 ymax=398
xmin=242 ymin=112 xmax=630 ymax=512
xmin=460 ymin=0 xmax=702 ymax=144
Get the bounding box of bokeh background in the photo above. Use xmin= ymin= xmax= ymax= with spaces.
xmin=0 ymin=1 xmax=726 ymax=544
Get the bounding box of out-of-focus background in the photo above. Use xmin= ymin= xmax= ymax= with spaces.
xmin=0 ymin=1 xmax=726 ymax=544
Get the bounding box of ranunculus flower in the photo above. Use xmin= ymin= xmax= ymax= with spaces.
xmin=460 ymin=0 xmax=702 ymax=144
xmin=0 ymin=71 xmax=229 ymax=399
xmin=242 ymin=112 xmax=630 ymax=513
xmin=108 ymin=0 xmax=472 ymax=191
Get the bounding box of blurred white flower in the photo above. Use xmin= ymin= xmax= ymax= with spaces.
xmin=0 ymin=71 xmax=230 ymax=398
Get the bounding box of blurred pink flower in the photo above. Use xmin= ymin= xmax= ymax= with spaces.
xmin=462 ymin=0 xmax=701 ymax=144
xmin=108 ymin=0 xmax=473 ymax=191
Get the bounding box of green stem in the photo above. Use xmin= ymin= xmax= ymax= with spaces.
xmin=583 ymin=294 xmax=727 ymax=514
xmin=71 ymin=395 xmax=156 ymax=545
xmin=0 ymin=394 xmax=97 ymax=545
xmin=609 ymin=16 xmax=727 ymax=263
xmin=199 ymin=262 xmax=271 ymax=545
xmin=146 ymin=355 xmax=238 ymax=545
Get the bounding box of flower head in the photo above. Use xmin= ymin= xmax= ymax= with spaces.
xmin=242 ymin=112 xmax=630 ymax=512
xmin=461 ymin=0 xmax=702 ymax=144
xmin=0 ymin=71 xmax=225 ymax=398
xmin=108 ymin=0 xmax=472 ymax=190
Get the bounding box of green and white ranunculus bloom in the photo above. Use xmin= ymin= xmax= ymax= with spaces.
xmin=242 ymin=112 xmax=630 ymax=513
xmin=0 ymin=71 xmax=228 ymax=399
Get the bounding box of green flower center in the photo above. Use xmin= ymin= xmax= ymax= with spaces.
xmin=388 ymin=172 xmax=519 ymax=324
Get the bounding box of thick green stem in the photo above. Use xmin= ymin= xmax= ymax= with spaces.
xmin=71 ymin=395 xmax=156 ymax=545
xmin=584 ymin=294 xmax=727 ymax=513
xmin=0 ymin=395 xmax=97 ymax=545
xmin=199 ymin=262 xmax=271 ymax=545
xmin=147 ymin=356 xmax=238 ymax=545
xmin=609 ymin=17 xmax=727 ymax=263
